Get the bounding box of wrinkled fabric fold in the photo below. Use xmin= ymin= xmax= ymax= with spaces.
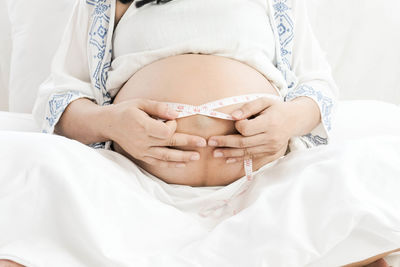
xmin=1 ymin=131 xmax=399 ymax=266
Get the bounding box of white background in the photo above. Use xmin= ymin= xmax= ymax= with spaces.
xmin=0 ymin=0 xmax=399 ymax=111
xmin=307 ymin=0 xmax=400 ymax=104
xmin=0 ymin=0 xmax=11 ymax=111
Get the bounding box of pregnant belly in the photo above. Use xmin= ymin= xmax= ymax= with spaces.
xmin=112 ymin=53 xmax=281 ymax=186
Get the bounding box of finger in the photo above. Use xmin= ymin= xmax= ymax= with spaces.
xmin=231 ymin=97 xmax=278 ymax=120
xmin=165 ymin=120 xmax=178 ymax=134
xmin=164 ymin=133 xmax=207 ymax=148
xmin=137 ymin=99 xmax=179 ymax=120
xmin=148 ymin=123 xmax=207 ymax=147
xmin=208 ymin=134 xmax=268 ymax=148
xmin=142 ymin=115 xmax=175 ymax=139
xmin=213 ymin=145 xmax=276 ymax=158
xmin=149 ymin=132 xmax=207 ymax=148
xmin=235 ymin=113 xmax=268 ymax=136
xmin=145 ymin=147 xmax=201 ymax=162
xmin=224 ymin=157 xmax=244 ymax=164
xmin=142 ymin=157 xmax=187 ymax=168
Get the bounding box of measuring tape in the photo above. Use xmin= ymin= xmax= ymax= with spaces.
xmin=163 ymin=93 xmax=283 ymax=181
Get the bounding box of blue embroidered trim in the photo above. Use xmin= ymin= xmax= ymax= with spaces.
xmin=285 ymin=84 xmax=333 ymax=132
xmin=42 ymin=1 xmax=112 ymax=147
xmin=272 ymin=1 xmax=334 ymax=147
xmin=45 ymin=91 xmax=81 ymax=129
xmin=89 ymin=142 xmax=106 ymax=149
xmin=273 ymin=0 xmax=293 ymax=68
xmin=272 ymin=0 xmax=295 ymax=89
xmin=82 ymin=0 xmax=113 ymax=149
xmin=304 ymin=133 xmax=328 ymax=146
xmin=87 ymin=0 xmax=112 ymax=104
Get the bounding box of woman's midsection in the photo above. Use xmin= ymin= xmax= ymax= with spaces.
xmin=112 ymin=53 xmax=280 ymax=186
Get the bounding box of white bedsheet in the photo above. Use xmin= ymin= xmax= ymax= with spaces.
xmin=0 ymin=101 xmax=400 ymax=267
xmin=0 ymin=131 xmax=399 ymax=267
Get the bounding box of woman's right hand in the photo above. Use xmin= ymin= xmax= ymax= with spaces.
xmin=105 ymin=98 xmax=207 ymax=168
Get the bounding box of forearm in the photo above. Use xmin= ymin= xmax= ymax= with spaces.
xmin=54 ymin=98 xmax=113 ymax=144
xmin=285 ymin=96 xmax=321 ymax=137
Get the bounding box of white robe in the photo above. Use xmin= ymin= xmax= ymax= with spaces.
xmin=32 ymin=0 xmax=338 ymax=150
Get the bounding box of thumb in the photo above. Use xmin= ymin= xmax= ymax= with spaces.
xmin=137 ymin=99 xmax=179 ymax=120
xmin=231 ymin=97 xmax=278 ymax=120
xmin=165 ymin=120 xmax=177 ymax=134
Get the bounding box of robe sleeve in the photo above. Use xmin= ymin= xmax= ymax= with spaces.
xmin=284 ymin=0 xmax=340 ymax=148
xmin=32 ymin=0 xmax=97 ymax=134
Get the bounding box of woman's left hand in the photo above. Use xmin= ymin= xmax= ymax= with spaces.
xmin=208 ymin=97 xmax=295 ymax=163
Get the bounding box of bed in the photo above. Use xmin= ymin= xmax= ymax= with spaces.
xmin=0 ymin=0 xmax=399 ymax=266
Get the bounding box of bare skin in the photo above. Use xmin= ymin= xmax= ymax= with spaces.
xmin=0 ymin=260 xmax=24 ymax=267
xmin=343 ymin=249 xmax=400 ymax=267
xmin=115 ymin=1 xmax=130 ymax=27
xmin=1 ymin=1 xmax=397 ymax=265
xmin=111 ymin=53 xmax=288 ymax=186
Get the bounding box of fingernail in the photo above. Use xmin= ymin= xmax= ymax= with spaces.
xmin=232 ymin=110 xmax=243 ymax=119
xmin=226 ymin=158 xmax=237 ymax=164
xmin=191 ymin=154 xmax=200 ymax=161
xmin=167 ymin=107 xmax=178 ymax=117
xmin=214 ymin=151 xmax=223 ymax=158
xmin=208 ymin=140 xmax=218 ymax=146
xmin=197 ymin=139 xmax=206 ymax=147
xmin=176 ymin=163 xmax=186 ymax=168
